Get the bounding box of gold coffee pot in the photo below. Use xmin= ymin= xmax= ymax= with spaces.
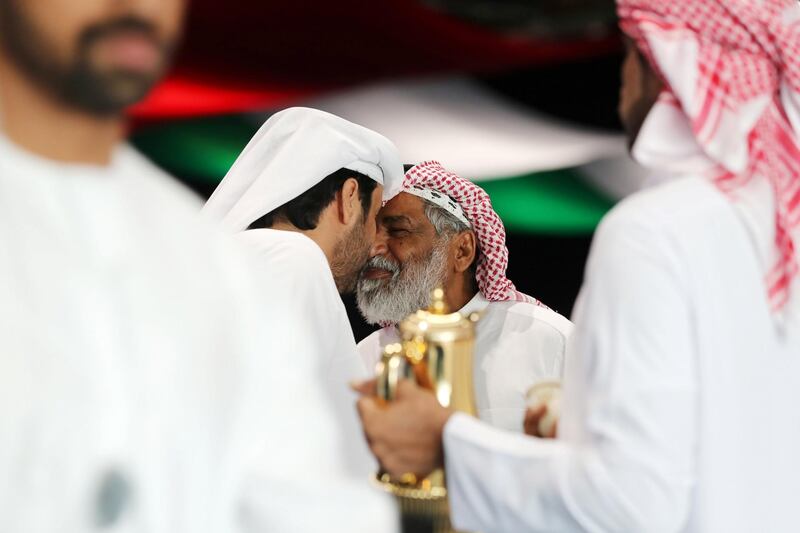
xmin=375 ymin=287 xmax=479 ymax=533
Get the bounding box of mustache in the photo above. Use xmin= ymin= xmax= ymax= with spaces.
xmin=360 ymin=255 xmax=400 ymax=278
xmin=79 ymin=16 xmax=162 ymax=49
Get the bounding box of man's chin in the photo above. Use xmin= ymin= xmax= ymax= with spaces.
xmin=357 ymin=277 xmax=391 ymax=293
xmin=356 ymin=291 xmax=396 ymax=325
xmin=58 ymin=72 xmax=159 ymax=116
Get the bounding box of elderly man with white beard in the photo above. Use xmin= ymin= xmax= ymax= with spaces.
xmin=355 ymin=162 xmax=573 ymax=432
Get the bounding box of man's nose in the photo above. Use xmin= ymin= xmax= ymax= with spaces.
xmin=370 ymin=227 xmax=389 ymax=257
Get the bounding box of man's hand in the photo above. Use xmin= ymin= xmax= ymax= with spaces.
xmin=523 ymin=404 xmax=558 ymax=438
xmin=354 ymin=378 xmax=453 ymax=480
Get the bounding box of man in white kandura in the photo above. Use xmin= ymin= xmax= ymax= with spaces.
xmin=356 ymin=0 xmax=800 ymax=531
xmin=0 ymin=0 xmax=396 ymax=531
xmin=356 ymin=161 xmax=572 ymax=432
xmin=203 ymin=107 xmax=404 ymax=477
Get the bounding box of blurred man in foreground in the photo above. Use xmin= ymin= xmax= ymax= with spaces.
xmin=0 ymin=1 xmax=395 ymax=531
xmin=356 ymin=162 xmax=572 ymax=432
xmin=356 ymin=1 xmax=800 ymax=531
xmin=203 ymin=106 xmax=404 ymax=478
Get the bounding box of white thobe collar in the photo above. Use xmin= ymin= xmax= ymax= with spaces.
xmin=458 ymin=292 xmax=491 ymax=316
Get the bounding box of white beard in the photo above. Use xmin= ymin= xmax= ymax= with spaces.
xmin=356 ymin=242 xmax=448 ymax=325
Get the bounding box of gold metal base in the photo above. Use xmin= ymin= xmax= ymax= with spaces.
xmin=375 ymin=476 xmax=468 ymax=533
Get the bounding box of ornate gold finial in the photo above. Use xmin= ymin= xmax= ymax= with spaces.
xmin=430 ymin=286 xmax=448 ymax=315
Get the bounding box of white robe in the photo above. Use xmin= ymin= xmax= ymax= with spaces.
xmin=235 ymin=228 xmax=378 ymax=477
xmin=358 ymin=292 xmax=573 ymax=432
xmin=0 ymin=135 xmax=396 ymax=532
xmin=442 ymin=176 xmax=800 ymax=533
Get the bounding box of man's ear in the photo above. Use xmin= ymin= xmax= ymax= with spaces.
xmin=452 ymin=231 xmax=477 ymax=274
xmin=336 ymin=178 xmax=361 ymax=225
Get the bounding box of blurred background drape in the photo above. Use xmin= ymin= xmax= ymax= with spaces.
xmin=128 ymin=0 xmax=646 ymax=341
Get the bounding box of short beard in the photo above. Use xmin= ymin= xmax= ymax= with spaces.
xmin=0 ymin=1 xmax=175 ymax=116
xmin=331 ymin=217 xmax=371 ymax=294
xmin=355 ymin=240 xmax=449 ymax=325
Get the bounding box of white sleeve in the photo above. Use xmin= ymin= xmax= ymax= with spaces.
xmin=443 ymin=210 xmax=698 ymax=533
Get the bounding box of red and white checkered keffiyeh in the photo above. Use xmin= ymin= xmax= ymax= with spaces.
xmin=403 ymin=161 xmax=546 ymax=307
xmin=619 ymin=0 xmax=800 ymax=314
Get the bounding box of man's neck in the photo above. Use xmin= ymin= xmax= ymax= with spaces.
xmin=444 ymin=277 xmax=477 ymax=313
xmin=0 ymin=55 xmax=124 ymax=166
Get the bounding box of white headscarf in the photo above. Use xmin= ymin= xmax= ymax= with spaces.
xmin=620 ymin=0 xmax=800 ymax=318
xmin=202 ymin=107 xmax=404 ymax=232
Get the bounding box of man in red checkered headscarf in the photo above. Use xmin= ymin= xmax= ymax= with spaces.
xmin=356 ymin=2 xmax=800 ymax=531
xmin=355 ymin=162 xmax=573 ymax=432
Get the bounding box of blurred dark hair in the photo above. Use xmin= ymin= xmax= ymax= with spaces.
xmin=248 ymin=168 xmax=377 ymax=230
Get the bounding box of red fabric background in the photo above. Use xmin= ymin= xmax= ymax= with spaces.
xmin=131 ymin=0 xmax=618 ymax=119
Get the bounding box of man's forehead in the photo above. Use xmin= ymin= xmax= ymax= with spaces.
xmin=379 ymin=192 xmax=427 ymax=222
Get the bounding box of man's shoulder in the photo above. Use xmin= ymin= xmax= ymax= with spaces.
xmin=584 ymin=175 xmax=742 ymax=290
xmin=529 ymin=305 xmax=574 ymax=338
xmin=601 ymin=175 xmax=730 ymax=236
xmin=235 ymin=229 xmax=340 ymax=307
xmin=488 ymin=299 xmax=573 ymax=340
xmin=236 ymin=229 xmax=329 ymax=269
xmin=118 ymin=145 xmax=202 ymax=207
